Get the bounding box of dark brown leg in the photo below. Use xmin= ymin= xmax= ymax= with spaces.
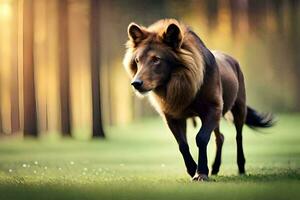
xmin=231 ymin=103 xmax=246 ymax=174
xmin=211 ymin=127 xmax=224 ymax=175
xmin=165 ymin=116 xmax=197 ymax=177
xmin=193 ymin=109 xmax=221 ymax=181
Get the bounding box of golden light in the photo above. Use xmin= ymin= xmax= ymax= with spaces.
xmin=0 ymin=1 xmax=12 ymax=19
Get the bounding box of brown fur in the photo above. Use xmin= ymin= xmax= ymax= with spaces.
xmin=123 ymin=19 xmax=274 ymax=180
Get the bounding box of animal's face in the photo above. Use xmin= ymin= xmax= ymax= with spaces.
xmin=131 ymin=44 xmax=178 ymax=94
xmin=124 ymin=22 xmax=183 ymax=95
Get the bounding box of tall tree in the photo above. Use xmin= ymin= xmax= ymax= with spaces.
xmin=23 ymin=0 xmax=38 ymax=137
xmin=90 ymin=0 xmax=105 ymax=138
xmin=58 ymin=0 xmax=71 ymax=136
xmin=289 ymin=0 xmax=300 ymax=111
xmin=0 ymin=35 xmax=2 ymax=135
xmin=11 ymin=0 xmax=20 ymax=134
xmin=0 ymin=113 xmax=2 ymax=135
xmin=0 ymin=82 xmax=2 ymax=135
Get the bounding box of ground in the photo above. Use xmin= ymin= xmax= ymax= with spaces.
xmin=0 ymin=114 xmax=299 ymax=200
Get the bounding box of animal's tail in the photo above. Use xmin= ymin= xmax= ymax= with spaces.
xmin=245 ymin=106 xmax=276 ymax=129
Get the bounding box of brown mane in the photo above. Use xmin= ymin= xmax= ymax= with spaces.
xmin=123 ymin=19 xmax=205 ymax=118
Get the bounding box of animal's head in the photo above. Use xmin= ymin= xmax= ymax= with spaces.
xmin=123 ymin=19 xmax=184 ymax=95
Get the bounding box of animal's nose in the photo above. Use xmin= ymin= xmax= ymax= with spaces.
xmin=131 ymin=79 xmax=143 ymax=89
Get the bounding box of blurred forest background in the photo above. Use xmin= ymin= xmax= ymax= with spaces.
xmin=0 ymin=0 xmax=299 ymax=138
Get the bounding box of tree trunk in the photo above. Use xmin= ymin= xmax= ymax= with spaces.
xmin=11 ymin=0 xmax=20 ymax=134
xmin=289 ymin=0 xmax=300 ymax=111
xmin=23 ymin=0 xmax=38 ymax=137
xmin=0 ymin=85 xmax=2 ymax=135
xmin=90 ymin=0 xmax=105 ymax=138
xmin=0 ymin=33 xmax=2 ymax=135
xmin=58 ymin=0 xmax=71 ymax=136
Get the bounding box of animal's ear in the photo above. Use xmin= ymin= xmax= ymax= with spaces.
xmin=163 ymin=23 xmax=182 ymax=49
xmin=128 ymin=23 xmax=146 ymax=45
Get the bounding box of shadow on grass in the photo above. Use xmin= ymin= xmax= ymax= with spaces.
xmin=172 ymin=169 xmax=300 ymax=184
xmin=211 ymin=170 xmax=300 ymax=182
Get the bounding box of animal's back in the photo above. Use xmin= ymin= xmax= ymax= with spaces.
xmin=212 ymin=50 xmax=243 ymax=114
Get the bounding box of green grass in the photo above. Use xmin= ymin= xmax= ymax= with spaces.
xmin=0 ymin=114 xmax=300 ymax=200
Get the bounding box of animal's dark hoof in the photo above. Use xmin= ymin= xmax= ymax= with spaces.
xmin=187 ymin=164 xmax=197 ymax=177
xmin=239 ymin=171 xmax=246 ymax=175
xmin=211 ymin=170 xmax=219 ymax=175
xmin=211 ymin=165 xmax=220 ymax=175
xmin=188 ymin=170 xmax=196 ymax=178
xmin=192 ymin=173 xmax=209 ymax=182
xmin=239 ymin=168 xmax=246 ymax=175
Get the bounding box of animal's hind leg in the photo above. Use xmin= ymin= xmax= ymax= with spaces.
xmin=231 ymin=102 xmax=246 ymax=174
xmin=211 ymin=126 xmax=224 ymax=175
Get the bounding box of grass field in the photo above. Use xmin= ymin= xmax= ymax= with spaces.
xmin=0 ymin=114 xmax=299 ymax=200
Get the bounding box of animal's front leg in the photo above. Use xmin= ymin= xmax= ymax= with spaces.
xmin=193 ymin=109 xmax=221 ymax=181
xmin=166 ymin=116 xmax=197 ymax=177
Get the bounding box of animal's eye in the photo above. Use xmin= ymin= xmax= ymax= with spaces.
xmin=152 ymin=56 xmax=160 ymax=64
xmin=135 ymin=57 xmax=139 ymax=64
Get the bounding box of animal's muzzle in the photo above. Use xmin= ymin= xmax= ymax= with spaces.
xmin=131 ymin=79 xmax=143 ymax=90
